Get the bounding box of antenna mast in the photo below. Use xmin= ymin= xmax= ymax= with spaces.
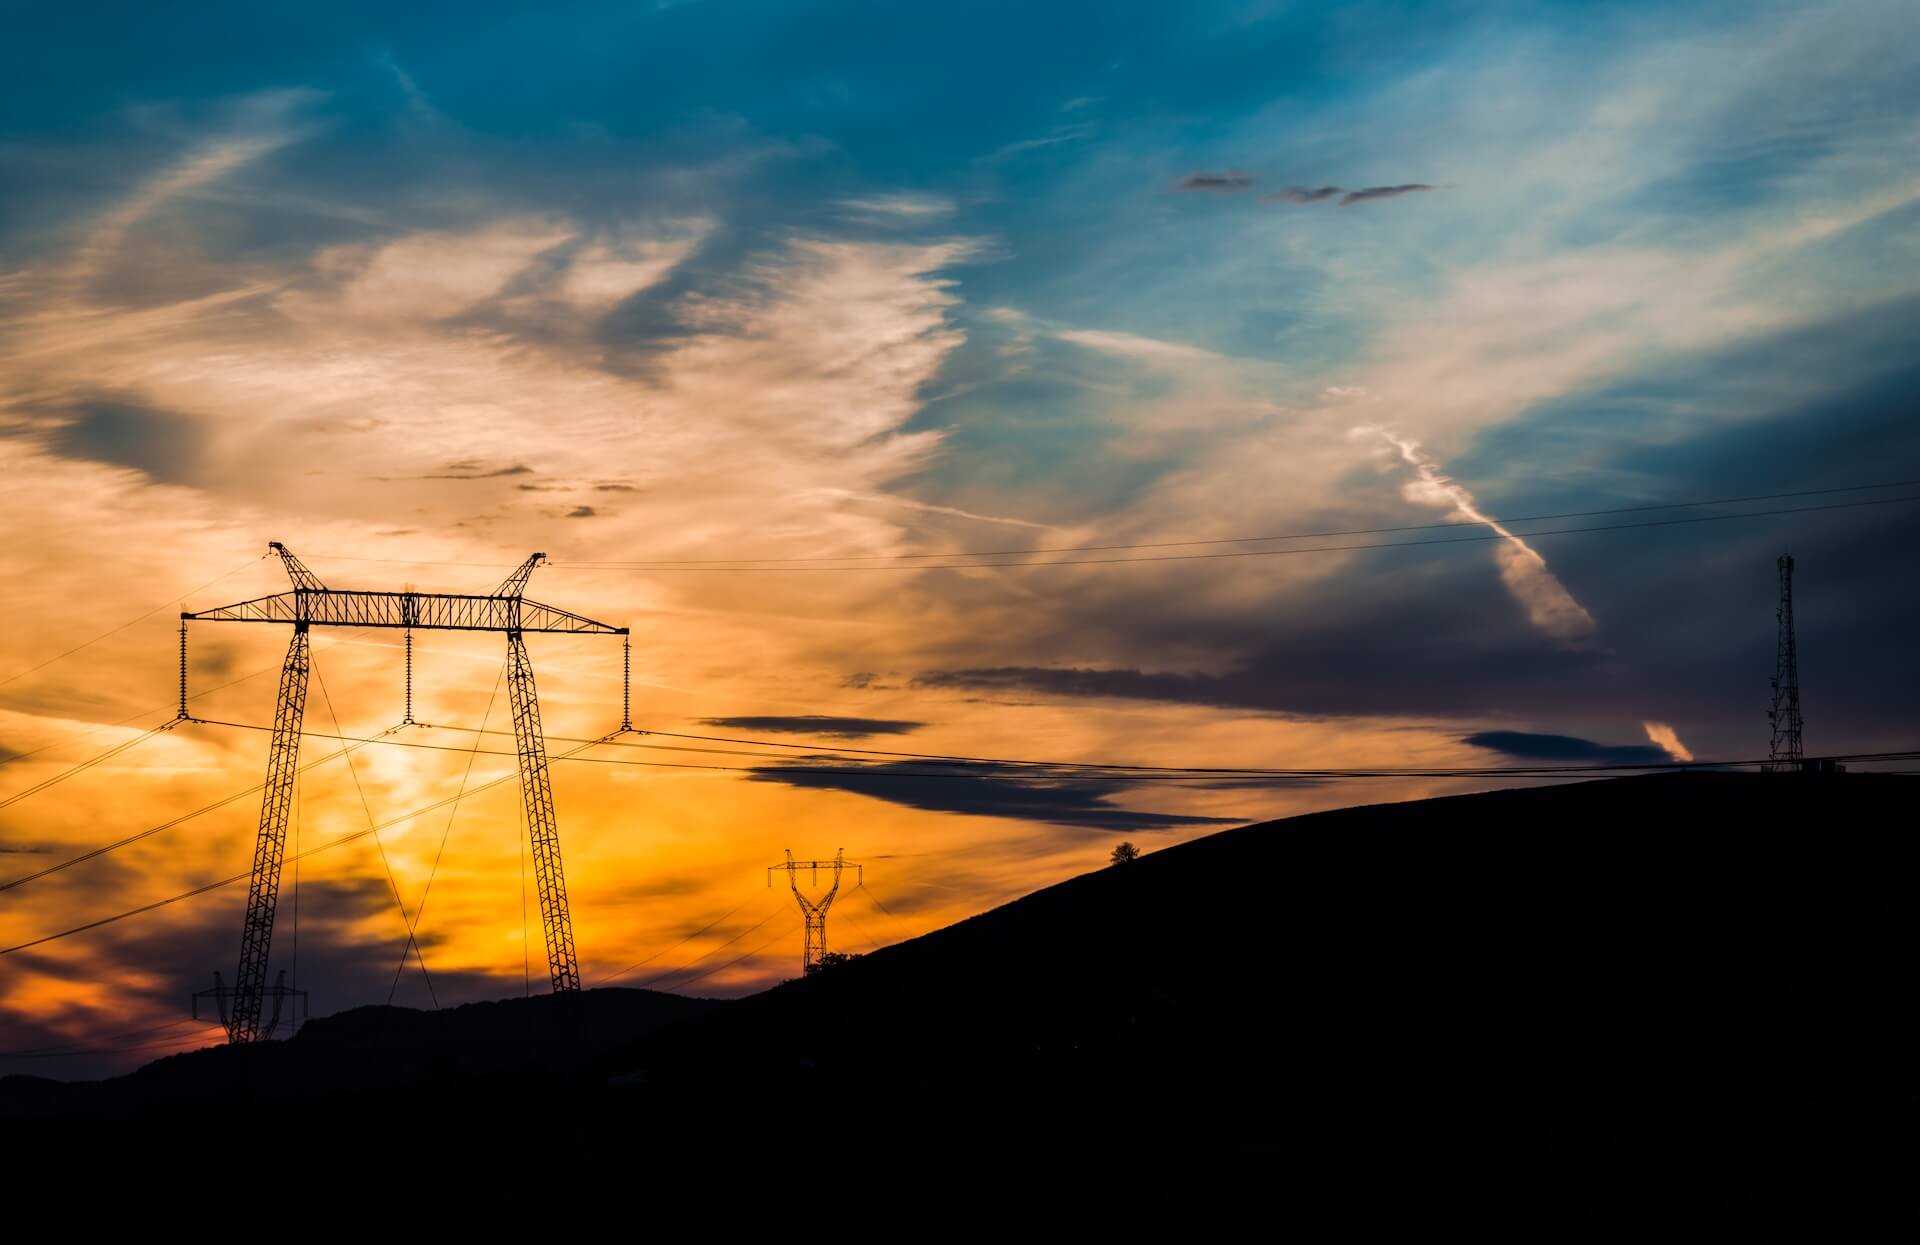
xmin=1768 ymin=553 xmax=1804 ymax=771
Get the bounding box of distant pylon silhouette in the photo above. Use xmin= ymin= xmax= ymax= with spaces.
xmin=768 ymin=849 xmax=862 ymax=975
xmin=1768 ymin=553 xmax=1804 ymax=771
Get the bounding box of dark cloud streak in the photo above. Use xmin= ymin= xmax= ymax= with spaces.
xmin=1338 ymin=183 xmax=1440 ymax=206
xmin=699 ymin=714 xmax=924 ymax=739
xmin=748 ymin=760 xmax=1240 ymax=832
xmin=39 ymin=397 xmax=208 ymax=485
xmin=417 ymin=464 xmax=534 ymax=480
xmin=1263 ymin=185 xmax=1342 ymax=204
xmin=1262 ymin=183 xmax=1443 ymax=206
xmin=1175 ymin=171 xmax=1254 ymax=193
xmin=1461 ymin=731 xmax=1668 ymax=765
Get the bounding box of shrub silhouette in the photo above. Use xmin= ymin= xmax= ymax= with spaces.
xmin=807 ymin=950 xmax=865 ymax=975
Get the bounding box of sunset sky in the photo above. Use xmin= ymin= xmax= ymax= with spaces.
xmin=4 ymin=0 xmax=1917 ymax=1075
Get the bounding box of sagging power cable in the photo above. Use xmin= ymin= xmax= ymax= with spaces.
xmin=0 ymin=734 xmax=610 ymax=956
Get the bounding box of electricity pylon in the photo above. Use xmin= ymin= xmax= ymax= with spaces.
xmin=1768 ymin=552 xmax=1804 ymax=771
xmin=768 ymin=849 xmax=862 ymax=975
xmin=182 ymin=543 xmax=626 ymax=1041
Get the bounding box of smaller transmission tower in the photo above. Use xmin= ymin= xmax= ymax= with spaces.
xmin=769 ymin=849 xmax=862 ymax=975
xmin=1768 ymin=552 xmax=1804 ymax=771
xmin=193 ymin=970 xmax=307 ymax=1040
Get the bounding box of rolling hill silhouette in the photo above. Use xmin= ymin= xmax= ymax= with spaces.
xmin=8 ymin=773 xmax=1916 ymax=1230
xmin=610 ymin=771 xmax=1917 ymax=1109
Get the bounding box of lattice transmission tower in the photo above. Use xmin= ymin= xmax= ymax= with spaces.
xmin=769 ymin=849 xmax=862 ymax=975
xmin=181 ymin=543 xmax=626 ymax=1042
xmin=1768 ymin=552 xmax=1803 ymax=771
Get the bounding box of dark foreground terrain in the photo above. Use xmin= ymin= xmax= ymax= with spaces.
xmin=7 ymin=773 xmax=1918 ymax=1233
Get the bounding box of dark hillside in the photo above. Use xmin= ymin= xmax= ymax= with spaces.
xmin=8 ymin=773 xmax=1917 ymax=1231
xmin=611 ymin=773 xmax=1918 ymax=1118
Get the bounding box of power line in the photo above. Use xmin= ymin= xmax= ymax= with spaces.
xmin=588 ymin=893 xmax=767 ymax=988
xmin=0 ymin=1017 xmax=203 ymax=1058
xmin=832 ymin=905 xmax=884 ymax=955
xmin=0 ymin=730 xmax=384 ymax=894
xmin=16 ymin=714 xmax=1905 ymax=951
xmin=0 ymin=720 xmax=176 ymax=811
xmin=645 ymin=914 xmax=803 ymax=994
xmin=556 ymin=478 xmax=1920 ymax=566
xmin=0 ymin=558 xmax=260 ymax=688
xmin=277 ymin=715 xmax=1380 ymax=773
xmin=385 ymin=658 xmax=508 ymax=1005
xmin=311 ymin=658 xmax=436 ymax=1009
xmin=0 ymin=1024 xmax=228 ymax=1061
xmin=0 ymin=736 xmax=610 ymax=956
xmin=551 ymin=494 xmax=1920 ymax=571
xmin=667 ymin=921 xmax=805 ymax=992
xmin=848 ymin=881 xmax=910 ymax=934
xmin=629 ymin=902 xmax=791 ymax=993
xmin=180 ymin=716 xmax=1920 ymax=780
xmin=0 ymin=624 xmax=379 ymax=772
xmin=517 ymin=786 xmax=529 ymax=997
xmin=288 ymin=478 xmax=1920 ymax=573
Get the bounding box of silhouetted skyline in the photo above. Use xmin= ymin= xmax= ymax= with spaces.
xmin=3 ymin=1 xmax=1917 ymax=1072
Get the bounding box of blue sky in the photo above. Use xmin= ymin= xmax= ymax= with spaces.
xmin=2 ymin=0 xmax=1916 ymax=780
xmin=3 ymin=0 xmax=1918 ymax=1068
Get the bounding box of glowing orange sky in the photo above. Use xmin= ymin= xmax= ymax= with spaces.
xmin=7 ymin=2 xmax=1919 ymax=1075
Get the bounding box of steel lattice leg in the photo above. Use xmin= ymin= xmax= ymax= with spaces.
xmin=230 ymin=625 xmax=309 ymax=1043
xmin=507 ymin=630 xmax=580 ymax=992
xmin=804 ymin=912 xmax=827 ymax=975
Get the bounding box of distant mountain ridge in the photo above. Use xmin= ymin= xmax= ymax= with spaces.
xmin=2 ymin=987 xmax=714 ymax=1113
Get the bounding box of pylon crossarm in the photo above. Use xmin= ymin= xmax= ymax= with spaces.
xmin=182 ymin=591 xmax=624 ymax=634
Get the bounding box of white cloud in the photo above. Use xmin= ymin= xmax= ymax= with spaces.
xmin=558 ymin=222 xmax=712 ymax=310
xmin=836 ymin=194 xmax=956 ymax=224
xmin=1642 ymin=721 xmax=1693 ymax=762
xmin=1056 ymin=328 xmax=1228 ymax=366
xmin=314 ymin=221 xmax=572 ymax=322
xmin=1364 ymin=427 xmax=1599 ymax=647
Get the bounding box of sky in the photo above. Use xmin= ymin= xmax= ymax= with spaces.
xmin=2 ymin=0 xmax=1917 ymax=1075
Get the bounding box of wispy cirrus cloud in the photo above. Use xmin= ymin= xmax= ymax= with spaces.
xmin=836 ymin=193 xmax=957 ymax=224
xmin=984 ymin=121 xmax=1094 ymax=162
